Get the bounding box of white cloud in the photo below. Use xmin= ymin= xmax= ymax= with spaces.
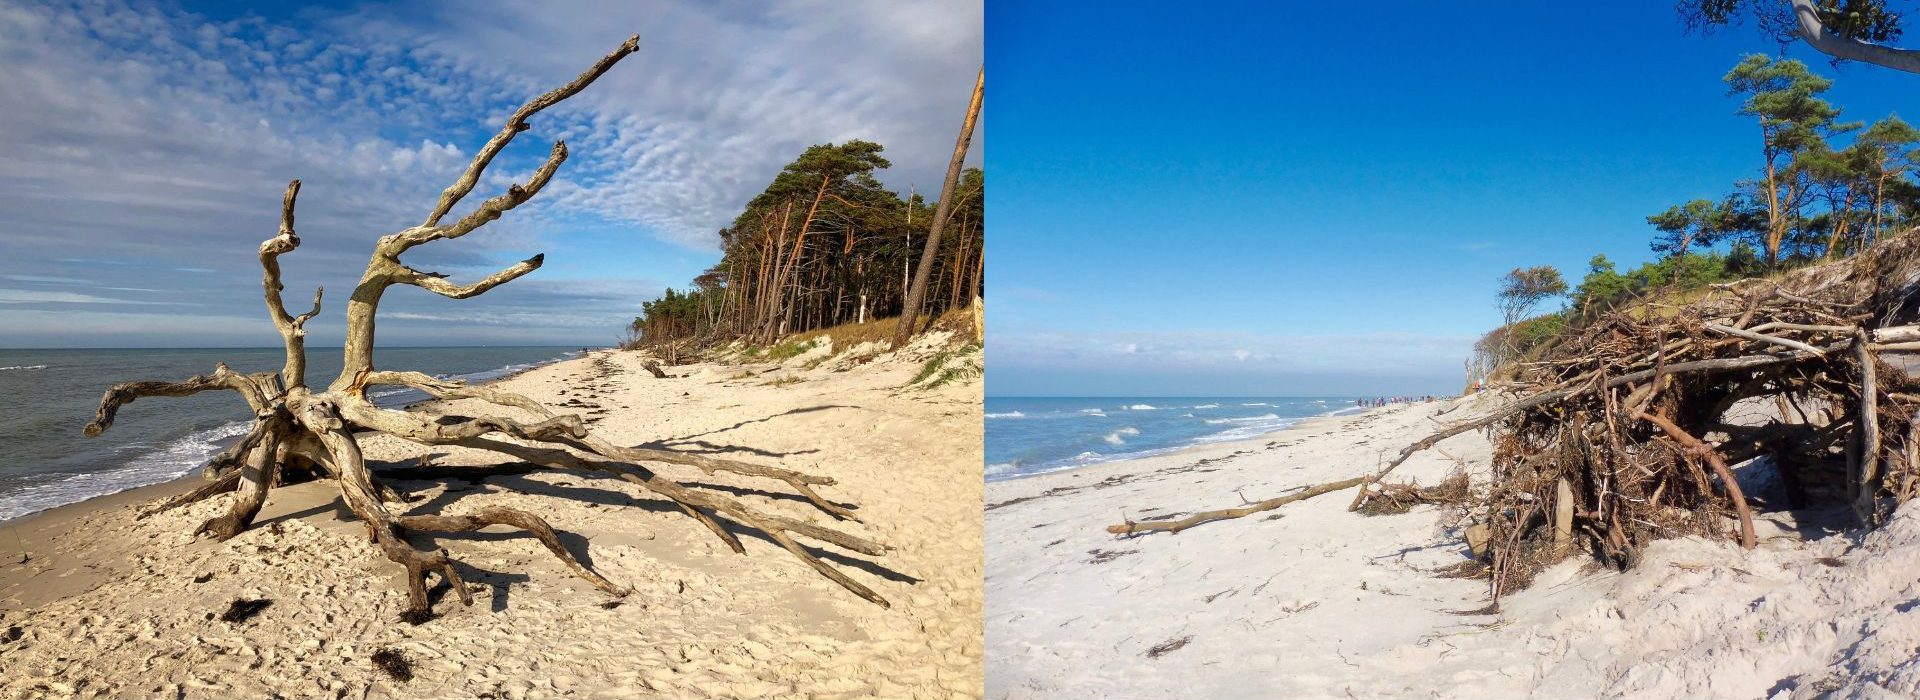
xmin=0 ymin=289 xmax=178 ymax=305
xmin=337 ymin=0 xmax=982 ymax=249
xmin=0 ymin=0 xmax=980 ymax=346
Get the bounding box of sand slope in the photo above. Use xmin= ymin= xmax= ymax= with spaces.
xmin=986 ymin=398 xmax=1920 ymax=700
xmin=0 ymin=338 xmax=982 ymax=699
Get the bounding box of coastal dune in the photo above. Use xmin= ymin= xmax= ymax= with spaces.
xmin=0 ymin=339 xmax=982 ymax=699
xmin=986 ymin=398 xmax=1920 ymax=699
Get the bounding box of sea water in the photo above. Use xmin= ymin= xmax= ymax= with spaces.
xmin=984 ymin=396 xmax=1364 ymax=481
xmin=0 ymin=346 xmax=582 ymax=521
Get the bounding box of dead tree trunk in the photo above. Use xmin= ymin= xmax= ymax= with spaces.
xmin=893 ymin=67 xmax=984 ymax=349
xmin=86 ymin=38 xmax=893 ymax=619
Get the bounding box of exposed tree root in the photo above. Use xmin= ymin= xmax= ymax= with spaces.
xmin=395 ymin=506 xmax=623 ymax=596
xmin=1107 ymin=227 xmax=1920 ymax=603
xmin=137 ymin=469 xmax=242 ymax=520
xmin=83 ymin=38 xmax=894 ymax=618
xmin=1367 ymin=230 xmax=1920 ymax=598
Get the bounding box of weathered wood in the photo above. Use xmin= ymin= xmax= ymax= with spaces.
xmin=1637 ymin=411 xmax=1756 ymax=550
xmin=79 ymin=38 xmax=893 ymax=618
xmin=396 ymin=506 xmax=623 ymax=596
xmin=194 ymin=426 xmax=282 ymax=541
xmin=1346 ymin=343 xmax=1843 ymax=512
xmin=1108 ymin=477 xmax=1368 ymax=536
xmin=137 ymin=469 xmax=243 ymax=519
xmin=1552 ymin=478 xmax=1574 ymax=552
xmin=1856 ymin=330 xmax=1882 ymax=525
xmin=85 ymin=365 xmax=264 ymax=437
xmin=893 ymin=66 xmax=984 ymax=349
xmin=1705 ymin=322 xmax=1824 ymax=355
xmin=259 ymin=179 xmax=321 ymax=387
xmin=1785 ymin=0 xmax=1920 ymax=75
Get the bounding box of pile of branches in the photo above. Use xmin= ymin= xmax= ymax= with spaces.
xmin=1110 ymin=229 xmax=1920 ymax=602
xmin=1362 ymin=229 xmax=1920 ymax=597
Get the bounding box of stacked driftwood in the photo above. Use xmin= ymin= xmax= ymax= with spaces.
xmin=1369 ymin=228 xmax=1920 ymax=597
xmin=1114 ymin=228 xmax=1920 ymax=601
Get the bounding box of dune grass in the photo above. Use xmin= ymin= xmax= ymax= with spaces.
xmin=909 ymin=343 xmax=982 ymax=389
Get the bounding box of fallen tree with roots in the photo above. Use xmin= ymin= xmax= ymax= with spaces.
xmin=85 ymin=37 xmax=892 ymax=620
xmin=1112 ymin=227 xmax=1920 ymax=601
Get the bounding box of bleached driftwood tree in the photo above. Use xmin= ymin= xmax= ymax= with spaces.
xmin=85 ymin=37 xmax=891 ymax=619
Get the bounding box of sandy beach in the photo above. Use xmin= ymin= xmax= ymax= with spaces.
xmin=0 ymin=337 xmax=983 ymax=699
xmin=986 ymin=397 xmax=1920 ymax=699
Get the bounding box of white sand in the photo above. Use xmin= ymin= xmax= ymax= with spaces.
xmin=986 ymin=398 xmax=1920 ymax=699
xmin=0 ymin=337 xmax=982 ymax=699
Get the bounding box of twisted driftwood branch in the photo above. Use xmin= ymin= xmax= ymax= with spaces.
xmin=85 ymin=364 xmax=264 ymax=437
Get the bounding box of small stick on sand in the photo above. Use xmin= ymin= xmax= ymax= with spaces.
xmin=7 ymin=524 xmax=25 ymax=564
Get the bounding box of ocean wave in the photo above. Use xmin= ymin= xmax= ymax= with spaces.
xmin=1192 ymin=403 xmax=1220 ymax=409
xmin=986 ymin=400 xmax=1370 ymax=482
xmin=986 ymin=456 xmax=1110 ymax=482
xmin=1205 ymin=413 xmax=1281 ymax=424
xmin=454 ymin=362 xmax=537 ymax=383
xmin=1127 ymin=404 xmax=1157 ymax=410
xmin=0 ymin=420 xmax=252 ymax=522
xmin=1193 ymin=418 xmax=1304 ymax=444
xmin=985 ymin=411 xmax=1026 ymax=419
xmin=0 ymin=364 xmax=47 ymax=371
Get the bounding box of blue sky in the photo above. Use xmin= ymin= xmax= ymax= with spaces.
xmin=985 ymin=1 xmax=1920 ymax=397
xmin=0 ymin=0 xmax=980 ymax=347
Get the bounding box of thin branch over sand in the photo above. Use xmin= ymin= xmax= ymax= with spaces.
xmin=1107 ymin=477 xmax=1368 ymax=536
